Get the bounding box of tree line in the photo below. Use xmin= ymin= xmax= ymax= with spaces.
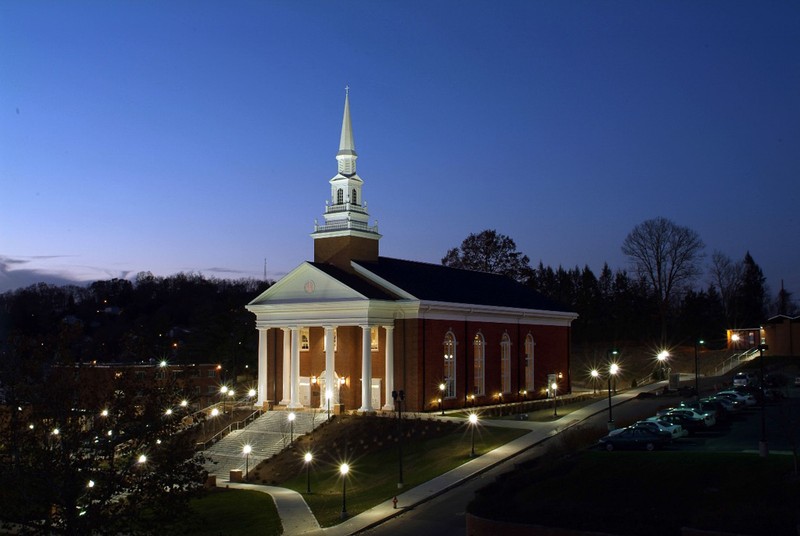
xmin=442 ymin=221 xmax=795 ymax=348
xmin=0 ymin=272 xmax=270 ymax=373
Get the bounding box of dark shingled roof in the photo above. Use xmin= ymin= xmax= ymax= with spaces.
xmin=353 ymin=257 xmax=574 ymax=312
xmin=308 ymin=262 xmax=399 ymax=301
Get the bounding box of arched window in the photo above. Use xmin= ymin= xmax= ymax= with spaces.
xmin=525 ymin=334 xmax=534 ymax=391
xmin=352 ymin=188 xmax=358 ymax=205
xmin=336 ymin=189 xmax=344 ymax=204
xmin=501 ymin=333 xmax=511 ymax=394
xmin=300 ymin=328 xmax=310 ymax=351
xmin=443 ymin=332 xmax=456 ymax=399
xmin=473 ymin=332 xmax=485 ymax=396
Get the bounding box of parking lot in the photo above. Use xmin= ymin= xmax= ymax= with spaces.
xmin=600 ymin=380 xmax=800 ymax=454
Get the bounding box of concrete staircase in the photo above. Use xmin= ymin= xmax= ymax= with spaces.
xmin=203 ymin=409 xmax=328 ymax=480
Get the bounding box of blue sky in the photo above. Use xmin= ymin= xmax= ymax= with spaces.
xmin=2 ymin=1 xmax=799 ymax=299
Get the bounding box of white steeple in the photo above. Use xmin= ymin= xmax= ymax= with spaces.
xmin=313 ymin=89 xmax=380 ymax=242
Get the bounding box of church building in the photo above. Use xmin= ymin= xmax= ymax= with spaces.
xmin=246 ymin=91 xmax=577 ymax=413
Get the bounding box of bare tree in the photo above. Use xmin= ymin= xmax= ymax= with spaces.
xmin=709 ymin=251 xmax=743 ymax=325
xmin=621 ymin=217 xmax=704 ymax=343
xmin=442 ymin=229 xmax=531 ymax=282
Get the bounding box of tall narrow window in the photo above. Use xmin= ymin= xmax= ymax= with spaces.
xmin=525 ymin=334 xmax=535 ymax=391
xmin=352 ymin=188 xmax=358 ymax=205
xmin=300 ymin=327 xmax=310 ymax=351
xmin=337 ymin=189 xmax=344 ymax=204
xmin=501 ymin=333 xmax=511 ymax=394
xmin=473 ymin=333 xmax=485 ymax=396
xmin=443 ymin=332 xmax=456 ymax=399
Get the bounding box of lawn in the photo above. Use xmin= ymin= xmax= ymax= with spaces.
xmin=162 ymin=488 xmax=282 ymax=536
xmin=470 ymin=450 xmax=800 ymax=536
xmin=279 ymin=423 xmax=526 ymax=527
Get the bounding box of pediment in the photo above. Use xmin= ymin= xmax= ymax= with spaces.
xmin=248 ymin=262 xmax=367 ymax=306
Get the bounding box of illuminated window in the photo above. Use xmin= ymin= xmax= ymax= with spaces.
xmin=501 ymin=333 xmax=511 ymax=394
xmin=301 ymin=328 xmax=310 ymax=351
xmin=525 ymin=334 xmax=534 ymax=391
xmin=443 ymin=332 xmax=456 ymax=399
xmin=473 ymin=332 xmax=485 ymax=396
xmin=337 ymin=189 xmax=344 ymax=204
xmin=371 ymin=327 xmax=379 ymax=350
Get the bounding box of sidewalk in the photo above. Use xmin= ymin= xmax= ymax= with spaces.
xmin=217 ymin=384 xmax=660 ymax=535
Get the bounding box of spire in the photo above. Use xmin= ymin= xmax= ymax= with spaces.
xmin=337 ymin=86 xmax=357 ymax=158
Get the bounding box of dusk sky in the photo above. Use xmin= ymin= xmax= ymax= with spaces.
xmin=2 ymin=1 xmax=798 ymax=300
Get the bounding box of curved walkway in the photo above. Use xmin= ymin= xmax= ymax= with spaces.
xmin=216 ymin=384 xmax=661 ymax=535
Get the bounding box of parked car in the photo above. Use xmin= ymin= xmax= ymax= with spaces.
xmin=638 ymin=418 xmax=687 ymax=439
xmin=703 ymin=395 xmax=742 ymax=413
xmin=717 ymin=390 xmax=756 ymax=407
xmin=667 ymin=408 xmax=716 ymax=427
xmin=679 ymin=400 xmax=725 ymax=422
xmin=658 ymin=412 xmax=705 ymax=435
xmin=733 ymin=371 xmax=758 ymax=387
xmin=599 ymin=427 xmax=671 ymax=451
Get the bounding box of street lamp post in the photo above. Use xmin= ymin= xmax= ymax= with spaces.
xmin=469 ymin=413 xmax=478 ymax=457
xmin=340 ymin=463 xmax=349 ymax=519
xmin=551 ymin=381 xmax=558 ymax=417
xmin=607 ymin=363 xmax=619 ymax=430
xmin=325 ymin=389 xmax=332 ymax=422
xmin=439 ymin=383 xmax=445 ymax=415
xmin=220 ymin=385 xmax=229 ymax=415
xmin=591 ymin=369 xmax=599 ymax=394
xmin=304 ymin=452 xmax=313 ymax=493
xmin=243 ymin=444 xmax=252 ymax=481
xmin=758 ymin=343 xmax=769 ymax=457
xmin=288 ymin=412 xmax=296 ymax=445
xmin=694 ymin=340 xmax=704 ymax=400
xmin=392 ymin=389 xmax=405 ymax=488
xmin=657 ymin=350 xmax=669 ymax=380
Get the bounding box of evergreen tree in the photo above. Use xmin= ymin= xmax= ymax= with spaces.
xmin=735 ymin=252 xmax=768 ymax=327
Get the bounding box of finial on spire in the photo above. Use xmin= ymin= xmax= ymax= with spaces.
xmin=345 ymin=85 xmax=350 ymax=96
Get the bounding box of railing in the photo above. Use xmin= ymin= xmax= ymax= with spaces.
xmin=195 ymin=408 xmax=263 ymax=451
xmin=713 ymin=348 xmax=759 ymax=376
xmin=314 ymin=219 xmax=379 ymax=234
xmin=325 ymin=202 xmax=367 ymax=215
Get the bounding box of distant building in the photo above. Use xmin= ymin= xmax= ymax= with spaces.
xmin=67 ymin=361 xmax=224 ymax=408
xmin=762 ymin=315 xmax=799 ymax=356
xmin=726 ymin=327 xmax=762 ymax=349
xmin=246 ymin=91 xmax=577 ymax=413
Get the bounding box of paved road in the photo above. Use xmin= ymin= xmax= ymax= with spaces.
xmin=361 ymin=387 xmax=800 ymax=536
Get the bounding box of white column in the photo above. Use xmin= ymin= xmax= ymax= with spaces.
xmin=323 ymin=326 xmax=337 ymax=407
xmin=280 ymin=328 xmax=290 ymax=406
xmin=257 ymin=328 xmax=268 ymax=407
xmin=358 ymin=325 xmax=373 ymax=412
xmin=382 ymin=325 xmax=395 ymax=410
xmin=288 ymin=327 xmax=303 ymax=409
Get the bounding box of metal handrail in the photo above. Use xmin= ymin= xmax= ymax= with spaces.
xmin=195 ymin=408 xmax=263 ymax=451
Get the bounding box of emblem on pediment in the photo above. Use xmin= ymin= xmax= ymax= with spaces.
xmin=304 ymin=280 xmax=316 ymax=294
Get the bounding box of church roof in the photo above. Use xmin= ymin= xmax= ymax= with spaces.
xmin=308 ymin=262 xmax=399 ymax=301
xmin=354 ymin=257 xmax=574 ymax=312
